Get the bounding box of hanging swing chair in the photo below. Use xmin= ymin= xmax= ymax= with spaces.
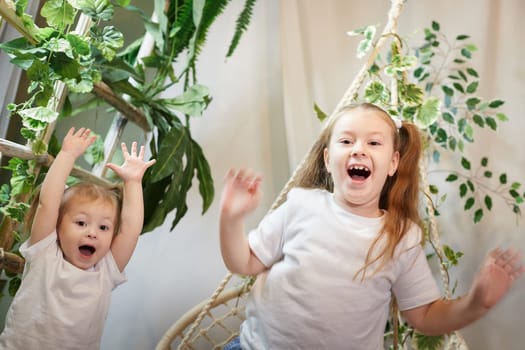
xmin=155 ymin=1 xmax=468 ymax=349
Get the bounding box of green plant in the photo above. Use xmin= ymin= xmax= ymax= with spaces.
xmin=0 ymin=0 xmax=257 ymax=294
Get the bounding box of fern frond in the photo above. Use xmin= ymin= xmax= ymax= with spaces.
xmin=226 ymin=0 xmax=257 ymax=58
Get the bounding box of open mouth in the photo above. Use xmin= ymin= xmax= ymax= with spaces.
xmin=347 ymin=165 xmax=371 ymax=180
xmin=79 ymin=245 xmax=96 ymax=257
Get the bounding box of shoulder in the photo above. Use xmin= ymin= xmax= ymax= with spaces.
xmin=396 ymin=221 xmax=424 ymax=252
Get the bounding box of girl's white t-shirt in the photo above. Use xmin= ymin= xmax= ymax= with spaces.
xmin=0 ymin=231 xmax=126 ymax=350
xmin=241 ymin=188 xmax=441 ymax=350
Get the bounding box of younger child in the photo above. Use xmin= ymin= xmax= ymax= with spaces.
xmin=220 ymin=103 xmax=523 ymax=349
xmin=0 ymin=127 xmax=156 ymax=350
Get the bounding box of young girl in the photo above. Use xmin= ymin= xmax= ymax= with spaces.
xmin=0 ymin=127 xmax=156 ymax=350
xmin=220 ymin=102 xmax=523 ymax=349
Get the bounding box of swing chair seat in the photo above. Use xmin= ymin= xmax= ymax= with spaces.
xmin=156 ymin=283 xmax=250 ymax=350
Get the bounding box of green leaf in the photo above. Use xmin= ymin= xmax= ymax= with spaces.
xmin=453 ymin=82 xmax=464 ymax=93
xmin=474 ymin=208 xmax=483 ymax=223
xmin=459 ymin=183 xmax=467 ymax=197
xmin=484 ymin=195 xmax=493 ymax=210
xmin=442 ymin=85 xmax=454 ymax=96
xmin=161 ymin=84 xmax=210 ymax=117
xmin=473 ymin=114 xmax=484 ymax=127
xmin=412 ymin=332 xmax=444 ymax=350
xmin=488 ymin=99 xmax=505 ymax=108
xmin=314 ymin=103 xmax=328 ymax=122
xmin=19 ymin=107 xmax=59 ymax=131
xmin=69 ymin=0 xmax=114 ymax=21
xmin=481 ymin=157 xmax=488 ymax=166
xmin=456 ymin=34 xmax=469 ymax=40
xmin=466 ymin=81 xmax=478 ymax=94
xmin=445 ymin=174 xmax=458 ymax=182
xmin=485 ymin=117 xmax=497 ymax=130
xmin=464 ymin=197 xmax=475 ymax=210
xmin=496 ymin=112 xmax=508 ymax=121
xmin=364 ymin=81 xmax=387 ymax=103
xmin=499 ymin=173 xmax=507 ymax=185
xmin=460 ymin=157 xmax=471 ymax=170
xmin=193 ymin=140 xmax=214 ymax=214
xmin=41 ymin=0 xmax=76 ymax=29
xmin=466 ymin=97 xmax=481 ymax=110
xmin=466 ymin=67 xmax=479 ymax=77
xmin=415 ymin=97 xmax=441 ymax=129
xmin=461 ymin=48 xmax=472 ymax=58
xmin=431 ymin=21 xmax=440 ymax=31
xmin=150 ymin=127 xmax=188 ymax=182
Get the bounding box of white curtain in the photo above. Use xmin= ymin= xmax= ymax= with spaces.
xmin=102 ymin=1 xmax=525 ymax=349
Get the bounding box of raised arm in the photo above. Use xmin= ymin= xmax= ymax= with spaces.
xmin=219 ymin=168 xmax=266 ymax=276
xmin=402 ymin=247 xmax=523 ymax=335
xmin=30 ymin=127 xmax=96 ymax=245
xmin=106 ymin=142 xmax=156 ymax=272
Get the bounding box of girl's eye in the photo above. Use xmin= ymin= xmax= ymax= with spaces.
xmin=76 ymin=221 xmax=86 ymax=227
xmin=341 ymin=139 xmax=352 ymax=145
xmin=100 ymin=225 xmax=110 ymax=231
xmin=369 ymin=141 xmax=381 ymax=146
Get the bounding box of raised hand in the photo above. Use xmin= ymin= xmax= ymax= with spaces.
xmin=220 ymin=168 xmax=262 ymax=219
xmin=105 ymin=142 xmax=156 ymax=183
xmin=470 ymin=247 xmax=524 ymax=309
xmin=61 ymin=127 xmax=97 ymax=159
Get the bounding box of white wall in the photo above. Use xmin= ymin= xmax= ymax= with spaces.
xmin=98 ymin=1 xmax=525 ymax=349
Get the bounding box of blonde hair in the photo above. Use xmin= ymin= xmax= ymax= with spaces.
xmin=293 ymin=102 xmax=423 ymax=279
xmin=25 ymin=182 xmax=123 ymax=237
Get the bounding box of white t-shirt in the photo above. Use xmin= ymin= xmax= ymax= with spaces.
xmin=240 ymin=188 xmax=441 ymax=350
xmin=0 ymin=231 xmax=127 ymax=350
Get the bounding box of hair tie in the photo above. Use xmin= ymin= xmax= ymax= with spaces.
xmin=391 ymin=116 xmax=402 ymax=129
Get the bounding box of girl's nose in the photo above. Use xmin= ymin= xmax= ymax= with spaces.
xmin=87 ymin=231 xmax=97 ymax=239
xmin=352 ymin=142 xmax=366 ymax=157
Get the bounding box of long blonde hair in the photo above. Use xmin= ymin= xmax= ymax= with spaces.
xmin=293 ymin=102 xmax=423 ymax=279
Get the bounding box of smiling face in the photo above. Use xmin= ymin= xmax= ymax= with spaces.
xmin=57 ymin=193 xmax=118 ymax=270
xmin=323 ymin=107 xmax=399 ymax=217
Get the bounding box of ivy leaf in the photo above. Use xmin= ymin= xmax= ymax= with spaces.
xmin=84 ymin=134 xmax=105 ymax=166
xmin=19 ymin=107 xmax=59 ymax=131
xmin=415 ymin=97 xmax=441 ymax=129
xmin=347 ymin=25 xmax=377 ymax=59
xmin=364 ymin=81 xmax=387 ymax=104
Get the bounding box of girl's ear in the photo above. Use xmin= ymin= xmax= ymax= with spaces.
xmin=388 ymin=151 xmax=400 ymax=176
xmin=323 ymin=148 xmax=331 ymax=173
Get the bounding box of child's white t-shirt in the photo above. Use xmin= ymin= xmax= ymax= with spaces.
xmin=241 ymin=188 xmax=441 ymax=350
xmin=0 ymin=231 xmax=126 ymax=350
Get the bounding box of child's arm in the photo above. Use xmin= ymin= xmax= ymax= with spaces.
xmin=219 ymin=168 xmax=266 ymax=276
xmin=106 ymin=142 xmax=155 ymax=272
xmin=30 ymin=127 xmax=96 ymax=245
xmin=402 ymin=247 xmax=523 ymax=335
